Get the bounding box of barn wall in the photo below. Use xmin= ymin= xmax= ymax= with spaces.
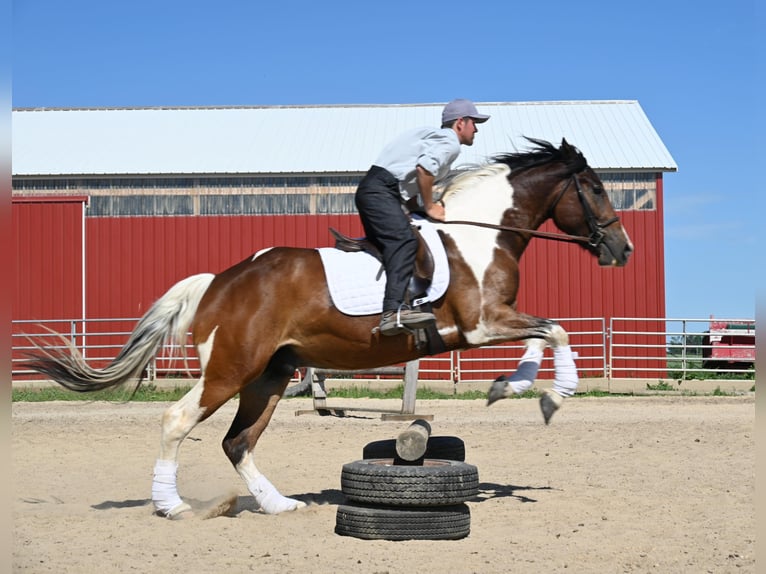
xmin=12 ymin=201 xmax=664 ymax=321
xmin=12 ymin=196 xmax=87 ymax=322
xmin=518 ymin=208 xmax=665 ymax=319
xmin=12 ymin=195 xmax=666 ymax=379
xmin=85 ymin=214 xmax=365 ymax=318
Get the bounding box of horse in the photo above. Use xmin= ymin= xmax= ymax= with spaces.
xmin=26 ymin=138 xmax=633 ymax=518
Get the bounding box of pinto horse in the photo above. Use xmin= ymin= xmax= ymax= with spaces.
xmin=26 ymin=138 xmax=633 ymax=518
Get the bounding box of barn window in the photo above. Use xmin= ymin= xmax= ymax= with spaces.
xmin=599 ymin=172 xmax=656 ymax=211
xmin=14 ymin=172 xmax=657 ymax=214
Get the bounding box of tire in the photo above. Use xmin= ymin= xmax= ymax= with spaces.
xmin=362 ymin=436 xmax=466 ymax=462
xmin=335 ymin=503 xmax=470 ymax=540
xmin=340 ymin=459 xmax=479 ymax=506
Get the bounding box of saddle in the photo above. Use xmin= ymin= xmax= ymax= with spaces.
xmin=329 ymin=224 xmax=435 ymax=285
xmin=326 ymin=222 xmax=446 ymax=356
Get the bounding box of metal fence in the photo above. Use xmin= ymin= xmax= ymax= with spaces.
xmin=609 ymin=317 xmax=756 ymax=380
xmin=11 ymin=316 xmax=756 ymax=384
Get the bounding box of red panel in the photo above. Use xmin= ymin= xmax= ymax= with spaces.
xmin=14 ymin=204 xmax=663 ymax=321
xmin=13 ymin=195 xmax=666 ymax=379
xmin=12 ymin=199 xmax=85 ymax=321
xmin=517 ymin=208 xmax=665 ymax=320
xmin=85 ymin=214 xmax=364 ymax=318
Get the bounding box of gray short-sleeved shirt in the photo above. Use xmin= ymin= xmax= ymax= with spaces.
xmin=373 ymin=127 xmax=461 ymax=202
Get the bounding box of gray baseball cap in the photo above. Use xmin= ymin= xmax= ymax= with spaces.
xmin=442 ymin=99 xmax=490 ymax=124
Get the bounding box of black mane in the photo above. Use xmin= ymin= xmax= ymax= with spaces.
xmin=491 ymin=137 xmax=587 ymax=175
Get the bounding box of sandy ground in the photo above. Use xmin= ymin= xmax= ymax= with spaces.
xmin=12 ymin=395 xmax=754 ymax=573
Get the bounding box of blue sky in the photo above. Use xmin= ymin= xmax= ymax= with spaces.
xmin=11 ymin=0 xmax=762 ymax=321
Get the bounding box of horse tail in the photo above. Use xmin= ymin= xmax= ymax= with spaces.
xmin=25 ymin=273 xmax=216 ymax=393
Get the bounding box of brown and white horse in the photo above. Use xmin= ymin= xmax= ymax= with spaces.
xmin=26 ymin=138 xmax=632 ymax=518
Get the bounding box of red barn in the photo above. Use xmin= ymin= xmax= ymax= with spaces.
xmin=11 ymin=102 xmax=676 ymax=380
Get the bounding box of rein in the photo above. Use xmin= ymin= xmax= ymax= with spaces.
xmin=440 ymin=175 xmax=620 ymax=248
xmin=439 ymin=218 xmax=592 ymax=245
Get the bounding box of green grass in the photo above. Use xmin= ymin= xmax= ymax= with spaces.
xmin=646 ymin=380 xmax=676 ymax=391
xmin=11 ymin=384 xmax=194 ymax=403
xmin=325 ymin=385 xmax=485 ymax=400
xmin=11 ymin=381 xmax=752 ymax=402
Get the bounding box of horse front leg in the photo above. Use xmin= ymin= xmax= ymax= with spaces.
xmin=486 ymin=319 xmax=579 ymax=424
xmin=223 ymin=371 xmax=307 ymax=515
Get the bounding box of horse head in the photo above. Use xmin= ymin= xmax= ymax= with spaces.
xmin=550 ymin=139 xmax=633 ymax=266
xmin=493 ymin=138 xmax=633 ymax=267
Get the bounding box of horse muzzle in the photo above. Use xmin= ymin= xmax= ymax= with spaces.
xmin=597 ymin=232 xmax=633 ymax=267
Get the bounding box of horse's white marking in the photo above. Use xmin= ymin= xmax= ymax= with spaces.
xmin=623 ymin=229 xmax=635 ymax=252
xmin=546 ymin=323 xmax=569 ymax=347
xmin=437 ymin=164 xmax=514 ymax=289
xmin=437 ymin=325 xmax=459 ymax=338
xmin=251 ymin=247 xmax=273 ymax=261
xmin=437 ymin=164 xmax=518 ymax=345
xmin=462 ymin=322 xmax=502 ymax=346
xmin=159 ymin=378 xmax=207 ymax=460
xmin=196 ymin=325 xmax=218 ymax=372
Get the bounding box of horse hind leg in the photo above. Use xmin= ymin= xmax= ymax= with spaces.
xmin=152 ymin=378 xmax=209 ymax=518
xmin=152 ymin=326 xmax=233 ymax=519
xmin=222 ymin=353 xmax=306 ymax=515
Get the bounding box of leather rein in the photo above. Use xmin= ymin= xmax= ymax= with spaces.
xmin=439 ymin=174 xmax=620 ymax=248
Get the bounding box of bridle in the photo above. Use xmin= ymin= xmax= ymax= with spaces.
xmin=440 ymin=173 xmax=620 ymax=248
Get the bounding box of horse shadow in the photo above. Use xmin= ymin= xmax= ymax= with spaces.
xmin=91 ymin=499 xmax=152 ymax=510
xmin=471 ymin=482 xmax=556 ymax=504
xmin=88 ymin=482 xmax=554 ymax=517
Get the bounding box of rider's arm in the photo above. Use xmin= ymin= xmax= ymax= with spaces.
xmin=416 ymin=165 xmax=445 ymax=221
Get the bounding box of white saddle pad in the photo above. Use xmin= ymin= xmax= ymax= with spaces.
xmin=318 ymin=216 xmax=450 ymax=316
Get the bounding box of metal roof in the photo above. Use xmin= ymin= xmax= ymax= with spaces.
xmin=11 ymin=101 xmax=677 ymax=176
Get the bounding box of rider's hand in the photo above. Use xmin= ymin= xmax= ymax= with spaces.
xmin=426 ymin=203 xmax=445 ymax=221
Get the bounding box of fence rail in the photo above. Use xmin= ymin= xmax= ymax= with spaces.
xmin=11 ymin=316 xmax=756 ymax=385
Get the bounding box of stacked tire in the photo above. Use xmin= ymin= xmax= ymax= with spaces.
xmin=335 ymin=436 xmax=478 ymax=540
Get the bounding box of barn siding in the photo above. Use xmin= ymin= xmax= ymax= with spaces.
xmin=84 ymin=214 xmax=365 ymax=318
xmin=13 ymin=198 xmax=665 ymax=379
xmin=12 ymin=197 xmax=86 ymax=321
xmin=85 ymin=214 xmax=664 ymax=320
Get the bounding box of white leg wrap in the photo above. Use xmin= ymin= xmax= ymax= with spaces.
xmin=247 ymin=473 xmax=304 ymax=515
xmin=152 ymin=459 xmax=186 ymax=515
xmin=552 ymin=345 xmax=579 ymax=397
xmin=508 ymin=343 xmax=544 ymax=395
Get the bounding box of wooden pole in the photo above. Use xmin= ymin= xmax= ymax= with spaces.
xmin=395 ymin=418 xmax=432 ymax=461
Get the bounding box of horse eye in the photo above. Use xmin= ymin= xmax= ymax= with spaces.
xmin=592 ymin=185 xmax=604 ymax=195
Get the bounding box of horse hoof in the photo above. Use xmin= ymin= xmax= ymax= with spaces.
xmin=259 ymin=497 xmax=307 ymax=515
xmin=540 ymin=390 xmax=564 ymax=425
xmin=160 ymin=501 xmax=194 ymax=520
xmin=487 ymin=376 xmax=508 ymax=406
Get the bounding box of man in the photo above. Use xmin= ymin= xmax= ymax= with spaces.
xmin=355 ymin=98 xmax=490 ymax=336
